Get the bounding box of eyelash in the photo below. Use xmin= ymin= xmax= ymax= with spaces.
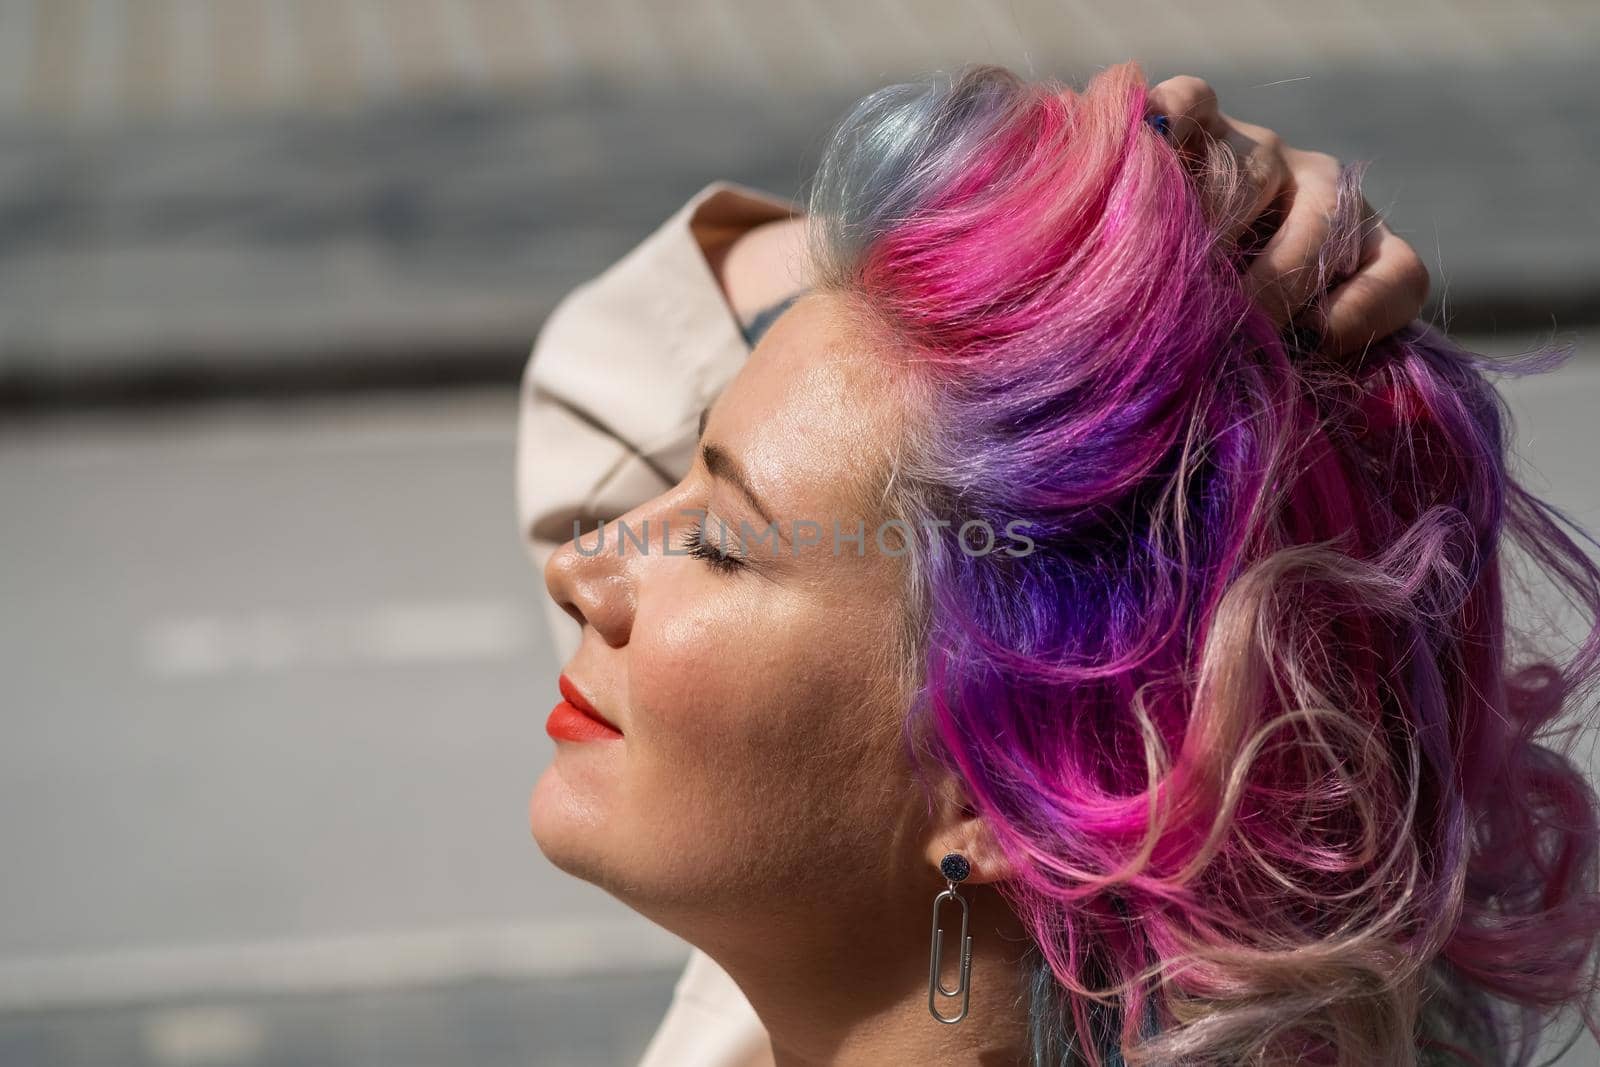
xmin=679 ymin=518 xmax=746 ymax=574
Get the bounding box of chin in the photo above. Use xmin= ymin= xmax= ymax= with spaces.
xmin=528 ymin=759 xmax=618 ymax=877
xmin=527 ymin=765 xmax=706 ymax=925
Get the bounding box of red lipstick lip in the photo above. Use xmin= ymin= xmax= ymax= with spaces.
xmin=557 ymin=674 xmax=622 ymax=735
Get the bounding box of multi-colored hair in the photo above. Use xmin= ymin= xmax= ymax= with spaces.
xmin=801 ymin=61 xmax=1600 ymax=1065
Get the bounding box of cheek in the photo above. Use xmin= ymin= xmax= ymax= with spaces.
xmin=625 ymin=572 xmax=910 ymax=867
xmin=629 ymin=576 xmax=815 ymax=763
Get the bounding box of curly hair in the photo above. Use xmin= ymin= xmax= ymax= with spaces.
xmin=801 ymin=60 xmax=1600 ymax=1065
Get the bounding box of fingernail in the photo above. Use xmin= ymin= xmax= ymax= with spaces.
xmin=1145 ymin=113 xmax=1171 ymax=139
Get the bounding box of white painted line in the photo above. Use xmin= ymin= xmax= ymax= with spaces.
xmin=142 ymin=600 xmax=545 ymax=678
xmin=142 ymin=1006 xmax=266 ymax=1067
xmin=0 ymin=916 xmax=692 ymax=1011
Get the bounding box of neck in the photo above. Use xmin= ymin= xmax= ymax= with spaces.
xmin=697 ymin=882 xmax=1037 ymax=1067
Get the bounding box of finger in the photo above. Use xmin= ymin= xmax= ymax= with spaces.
xmin=1219 ymin=118 xmax=1292 ymax=245
xmin=1145 ymin=75 xmax=1223 ymax=156
xmin=1146 ymin=78 xmax=1293 ymax=246
xmin=1317 ymin=225 xmax=1431 ymax=360
xmin=1243 ymin=148 xmax=1343 ymax=327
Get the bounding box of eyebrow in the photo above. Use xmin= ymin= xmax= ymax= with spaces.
xmin=696 ymin=399 xmax=778 ymax=531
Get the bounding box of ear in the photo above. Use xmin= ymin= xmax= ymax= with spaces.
xmin=923 ymin=773 xmax=1015 ymax=886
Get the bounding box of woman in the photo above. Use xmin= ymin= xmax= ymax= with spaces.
xmin=519 ymin=62 xmax=1600 ymax=1066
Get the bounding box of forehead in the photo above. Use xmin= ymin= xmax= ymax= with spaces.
xmin=708 ymin=291 xmax=904 ymax=526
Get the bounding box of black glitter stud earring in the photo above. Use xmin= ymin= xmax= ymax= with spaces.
xmin=927 ymin=851 xmax=973 ymax=1024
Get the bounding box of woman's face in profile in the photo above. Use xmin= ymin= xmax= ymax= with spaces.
xmin=532 ymin=292 xmax=942 ymax=930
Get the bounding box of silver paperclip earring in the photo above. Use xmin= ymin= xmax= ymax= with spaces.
xmin=928 ymin=851 xmax=973 ymax=1024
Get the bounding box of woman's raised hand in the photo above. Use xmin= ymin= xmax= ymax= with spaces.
xmin=1147 ymin=75 xmax=1430 ymax=360
xmin=723 ymin=75 xmax=1430 ymax=362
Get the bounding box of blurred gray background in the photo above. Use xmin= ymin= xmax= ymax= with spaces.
xmin=1 ymin=2 xmax=1597 ymax=1065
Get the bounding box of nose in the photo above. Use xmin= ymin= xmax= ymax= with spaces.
xmin=543 ymin=515 xmax=636 ymax=648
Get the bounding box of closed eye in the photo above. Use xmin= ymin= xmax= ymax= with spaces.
xmin=678 ymin=518 xmax=746 ymax=574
